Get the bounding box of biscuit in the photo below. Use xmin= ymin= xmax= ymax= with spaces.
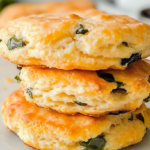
xmin=0 ymin=10 xmax=150 ymax=70
xmin=0 ymin=0 xmax=95 ymax=28
xmin=19 ymin=59 xmax=150 ymax=116
xmin=2 ymin=90 xmax=150 ymax=150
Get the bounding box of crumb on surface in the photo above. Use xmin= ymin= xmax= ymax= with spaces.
xmin=2 ymin=87 xmax=7 ymax=91
xmin=5 ymin=77 xmax=14 ymax=83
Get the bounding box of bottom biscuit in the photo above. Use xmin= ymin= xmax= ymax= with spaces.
xmin=2 ymin=90 xmax=150 ymax=150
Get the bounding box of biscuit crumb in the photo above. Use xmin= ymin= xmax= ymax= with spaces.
xmin=2 ymin=87 xmax=7 ymax=91
xmin=5 ymin=77 xmax=14 ymax=83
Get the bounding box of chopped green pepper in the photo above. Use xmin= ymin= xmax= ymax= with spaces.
xmin=143 ymin=94 xmax=150 ymax=103
xmin=14 ymin=75 xmax=21 ymax=83
xmin=96 ymin=72 xmax=115 ymax=83
xmin=74 ymin=101 xmax=87 ymax=106
xmin=96 ymin=72 xmax=126 ymax=93
xmin=6 ymin=36 xmax=26 ymax=50
xmin=17 ymin=65 xmax=22 ymax=75
xmin=79 ymin=135 xmax=106 ymax=150
xmin=109 ymin=110 xmax=128 ymax=115
xmin=17 ymin=66 xmax=22 ymax=71
xmin=122 ymin=42 xmax=128 ymax=47
xmin=112 ymin=88 xmax=127 ymax=93
xmin=121 ymin=53 xmax=141 ymax=67
xmin=14 ymin=66 xmax=22 ymax=83
xmin=112 ymin=82 xmax=126 ymax=93
xmin=26 ymin=87 xmax=33 ymax=99
xmin=128 ymin=114 xmax=133 ymax=121
xmin=76 ymin=24 xmax=88 ymax=34
xmin=116 ymin=82 xmax=124 ymax=88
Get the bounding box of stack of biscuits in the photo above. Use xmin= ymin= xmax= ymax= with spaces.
xmin=1 ymin=8 xmax=150 ymax=150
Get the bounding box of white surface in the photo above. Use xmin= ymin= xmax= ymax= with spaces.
xmin=0 ymin=56 xmax=150 ymax=150
xmin=97 ymin=0 xmax=150 ymax=25
xmin=0 ymin=57 xmax=33 ymax=150
xmin=97 ymin=1 xmax=139 ymax=19
xmin=114 ymin=0 xmax=150 ymax=12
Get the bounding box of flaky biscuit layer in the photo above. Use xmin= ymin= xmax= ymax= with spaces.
xmin=20 ymin=60 xmax=150 ymax=116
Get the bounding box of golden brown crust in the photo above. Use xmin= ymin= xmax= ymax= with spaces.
xmin=20 ymin=59 xmax=150 ymax=116
xmin=7 ymin=127 xmax=38 ymax=149
xmin=0 ymin=10 xmax=150 ymax=70
xmin=2 ymin=90 xmax=150 ymax=150
xmin=23 ymin=142 xmax=38 ymax=150
xmin=7 ymin=127 xmax=14 ymax=133
xmin=0 ymin=0 xmax=95 ymax=28
xmin=2 ymin=90 xmax=107 ymax=139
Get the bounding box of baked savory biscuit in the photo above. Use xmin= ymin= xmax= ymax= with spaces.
xmin=0 ymin=10 xmax=150 ymax=70
xmin=19 ymin=60 xmax=150 ymax=116
xmin=0 ymin=0 xmax=95 ymax=28
xmin=2 ymin=90 xmax=150 ymax=150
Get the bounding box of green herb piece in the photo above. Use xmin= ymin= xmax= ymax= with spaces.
xmin=96 ymin=72 xmax=126 ymax=93
xmin=15 ymin=75 xmax=21 ymax=83
xmin=111 ymin=88 xmax=127 ymax=93
xmin=76 ymin=24 xmax=88 ymax=34
xmin=17 ymin=66 xmax=22 ymax=71
xmin=79 ymin=136 xmax=106 ymax=150
xmin=143 ymin=94 xmax=150 ymax=103
xmin=116 ymin=82 xmax=124 ymax=88
xmin=74 ymin=101 xmax=87 ymax=106
xmin=96 ymin=72 xmax=115 ymax=83
xmin=0 ymin=39 xmax=2 ymax=42
xmin=17 ymin=65 xmax=22 ymax=75
xmin=112 ymin=81 xmax=126 ymax=93
xmin=109 ymin=110 xmax=128 ymax=115
xmin=122 ymin=42 xmax=128 ymax=47
xmin=6 ymin=36 xmax=26 ymax=50
xmin=128 ymin=114 xmax=133 ymax=121
xmin=112 ymin=81 xmax=126 ymax=92
xmin=26 ymin=87 xmax=33 ymax=99
xmin=121 ymin=53 xmax=141 ymax=67
xmin=136 ymin=113 xmax=144 ymax=123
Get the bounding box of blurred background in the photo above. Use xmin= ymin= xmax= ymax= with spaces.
xmin=1 ymin=0 xmax=150 ymax=25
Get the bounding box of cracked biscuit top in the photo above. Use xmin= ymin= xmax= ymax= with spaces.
xmin=0 ymin=10 xmax=150 ymax=70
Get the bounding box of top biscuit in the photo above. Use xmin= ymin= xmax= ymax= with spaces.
xmin=0 ymin=10 xmax=150 ymax=70
xmin=0 ymin=0 xmax=95 ymax=28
